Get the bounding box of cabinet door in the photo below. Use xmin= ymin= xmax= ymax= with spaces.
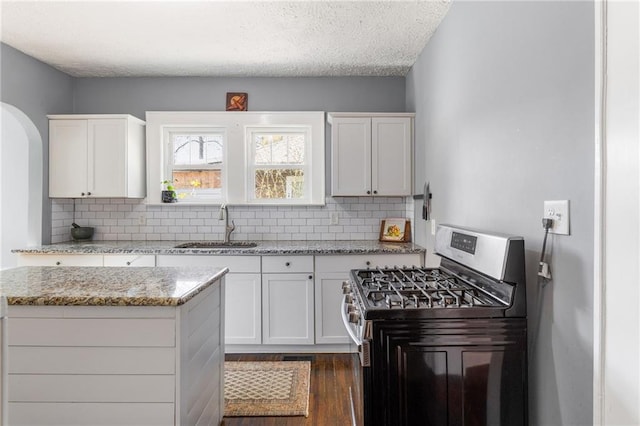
xmin=331 ymin=117 xmax=371 ymax=196
xmin=262 ymin=273 xmax=314 ymax=345
xmin=314 ymin=272 xmax=349 ymax=344
xmin=49 ymin=120 xmax=88 ymax=197
xmin=89 ymin=119 xmax=128 ymax=197
xmin=371 ymin=117 xmax=412 ymax=196
xmin=225 ymin=273 xmax=262 ymax=345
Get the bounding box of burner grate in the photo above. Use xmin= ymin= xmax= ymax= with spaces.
xmin=355 ymin=267 xmax=503 ymax=310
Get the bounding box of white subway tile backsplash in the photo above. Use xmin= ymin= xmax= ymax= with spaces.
xmin=50 ymin=196 xmax=412 ymax=242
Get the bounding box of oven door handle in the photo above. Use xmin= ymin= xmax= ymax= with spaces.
xmin=341 ymin=295 xmax=363 ymax=346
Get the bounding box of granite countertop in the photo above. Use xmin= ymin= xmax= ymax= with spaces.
xmin=12 ymin=240 xmax=426 ymax=256
xmin=0 ymin=266 xmax=228 ymax=307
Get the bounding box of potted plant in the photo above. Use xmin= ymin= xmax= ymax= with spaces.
xmin=161 ymin=180 xmax=178 ymax=203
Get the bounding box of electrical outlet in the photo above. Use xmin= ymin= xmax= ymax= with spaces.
xmin=138 ymin=214 xmax=146 ymax=226
xmin=543 ymin=200 xmax=570 ymax=235
xmin=330 ymin=212 xmax=339 ymax=225
xmin=431 ymin=219 xmax=437 ymax=235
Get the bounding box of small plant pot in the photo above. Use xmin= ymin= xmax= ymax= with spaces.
xmin=162 ymin=190 xmax=177 ymax=203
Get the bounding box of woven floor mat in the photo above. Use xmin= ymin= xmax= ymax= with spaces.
xmin=224 ymin=361 xmax=311 ymax=417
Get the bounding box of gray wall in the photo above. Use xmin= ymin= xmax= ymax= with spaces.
xmin=406 ymin=1 xmax=594 ymax=425
xmin=73 ymin=76 xmax=406 ymax=120
xmin=0 ymin=43 xmax=75 ymax=244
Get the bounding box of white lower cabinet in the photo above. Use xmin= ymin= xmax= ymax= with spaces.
xmin=314 ymin=254 xmax=424 ymax=344
xmin=262 ymin=256 xmax=314 ymax=345
xmin=16 ymin=254 xmax=103 ymax=267
xmin=262 ymin=273 xmax=314 ymax=345
xmin=157 ymin=255 xmax=262 ymax=346
xmin=224 ymin=273 xmax=261 ymax=345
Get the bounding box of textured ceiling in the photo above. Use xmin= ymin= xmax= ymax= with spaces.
xmin=0 ymin=0 xmax=450 ymax=77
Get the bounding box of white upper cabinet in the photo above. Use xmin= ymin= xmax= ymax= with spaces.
xmin=48 ymin=115 xmax=146 ymax=198
xmin=329 ymin=113 xmax=413 ymax=197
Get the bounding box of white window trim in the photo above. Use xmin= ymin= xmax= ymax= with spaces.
xmin=163 ymin=126 xmax=226 ymax=204
xmin=146 ymin=111 xmax=325 ymax=205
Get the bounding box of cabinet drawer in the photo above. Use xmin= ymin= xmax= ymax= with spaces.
xmin=315 ymin=254 xmax=423 ymax=272
xmin=103 ymin=255 xmax=155 ymax=267
xmin=262 ymin=256 xmax=314 ymax=273
xmin=16 ymin=254 xmax=103 ymax=267
xmin=157 ymin=255 xmax=260 ymax=273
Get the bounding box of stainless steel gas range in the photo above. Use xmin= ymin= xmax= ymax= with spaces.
xmin=342 ymin=224 xmax=528 ymax=426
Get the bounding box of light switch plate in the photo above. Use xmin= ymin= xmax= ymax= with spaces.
xmin=543 ymin=200 xmax=570 ymax=235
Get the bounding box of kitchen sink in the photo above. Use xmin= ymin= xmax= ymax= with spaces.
xmin=174 ymin=241 xmax=258 ymax=249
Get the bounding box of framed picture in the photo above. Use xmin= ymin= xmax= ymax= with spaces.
xmin=379 ymin=218 xmax=411 ymax=242
xmin=226 ymin=92 xmax=248 ymax=111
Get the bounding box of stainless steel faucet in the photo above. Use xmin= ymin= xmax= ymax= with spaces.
xmin=218 ymin=204 xmax=235 ymax=243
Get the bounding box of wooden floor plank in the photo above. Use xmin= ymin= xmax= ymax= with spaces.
xmin=222 ymin=353 xmax=356 ymax=426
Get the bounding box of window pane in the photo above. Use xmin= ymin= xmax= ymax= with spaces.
xmin=254 ymin=169 xmax=304 ymax=199
xmin=254 ymin=133 xmax=305 ymax=165
xmin=172 ymin=134 xmax=223 ymax=166
xmin=172 ymin=170 xmax=222 ymax=199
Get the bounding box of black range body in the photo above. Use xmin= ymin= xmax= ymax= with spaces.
xmin=342 ymin=224 xmax=528 ymax=426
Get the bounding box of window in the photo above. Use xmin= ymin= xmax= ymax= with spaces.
xmin=146 ymin=111 xmax=325 ymax=205
xmin=164 ymin=128 xmax=225 ymax=202
xmin=247 ymin=128 xmax=311 ymax=203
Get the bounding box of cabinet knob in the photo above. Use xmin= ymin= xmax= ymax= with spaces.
xmin=373 ymin=190 xmax=378 ymax=195
xmin=366 ymin=190 xmax=371 ymax=195
xmin=285 ymin=262 xmax=291 ymax=267
xmin=55 ymin=261 xmax=61 ymax=266
xmin=81 ymin=192 xmax=85 ymax=196
xmin=126 ymin=261 xmax=131 ymax=266
xmin=87 ymin=192 xmax=92 ymax=196
xmin=308 ymin=275 xmax=313 ymax=280
xmin=366 ymin=261 xmax=371 ymax=266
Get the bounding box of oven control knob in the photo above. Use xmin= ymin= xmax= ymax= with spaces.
xmin=347 ymin=303 xmax=357 ymax=313
xmin=341 ymin=281 xmax=351 ymax=294
xmin=348 ymin=311 xmax=361 ymax=323
xmin=344 ymin=294 xmax=354 ymax=304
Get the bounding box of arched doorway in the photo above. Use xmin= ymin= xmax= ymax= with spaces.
xmin=0 ymin=103 xmax=43 ymax=269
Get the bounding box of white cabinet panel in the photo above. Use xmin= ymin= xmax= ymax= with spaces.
xmin=16 ymin=254 xmax=103 ymax=267
xmin=314 ymin=253 xmax=423 ymax=271
xmin=103 ymin=254 xmax=155 ymax=267
xmin=372 ymin=117 xmax=412 ymax=196
xmin=262 ymin=255 xmax=314 ymax=273
xmin=48 ymin=115 xmax=145 ymax=199
xmin=9 ymin=374 xmax=174 ymax=402
xmin=8 ymin=318 xmax=175 ymax=347
xmin=263 ymin=273 xmax=314 ymax=345
xmin=330 ymin=117 xmax=371 ymax=196
xmin=329 ymin=113 xmax=413 ymax=196
xmin=157 ymin=254 xmax=260 ymax=273
xmin=225 ymin=273 xmax=262 ymax=345
xmin=48 ymin=119 xmax=88 ymax=197
xmin=8 ymin=402 xmax=174 ymax=426
xmin=8 ymin=346 xmax=175 ymax=374
xmin=315 ymin=272 xmax=350 ymax=344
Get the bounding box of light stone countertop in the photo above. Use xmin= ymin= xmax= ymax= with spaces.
xmin=0 ymin=266 xmax=228 ymax=306
xmin=12 ymin=240 xmax=426 ymax=256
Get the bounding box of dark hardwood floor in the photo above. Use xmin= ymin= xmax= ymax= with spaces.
xmin=222 ymin=353 xmax=357 ymax=426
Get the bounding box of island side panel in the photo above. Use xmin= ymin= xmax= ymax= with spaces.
xmin=6 ymin=305 xmax=177 ymax=425
xmin=176 ymin=277 xmax=225 ymax=426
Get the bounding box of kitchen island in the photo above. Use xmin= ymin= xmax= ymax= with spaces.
xmin=0 ymin=266 xmax=228 ymax=426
